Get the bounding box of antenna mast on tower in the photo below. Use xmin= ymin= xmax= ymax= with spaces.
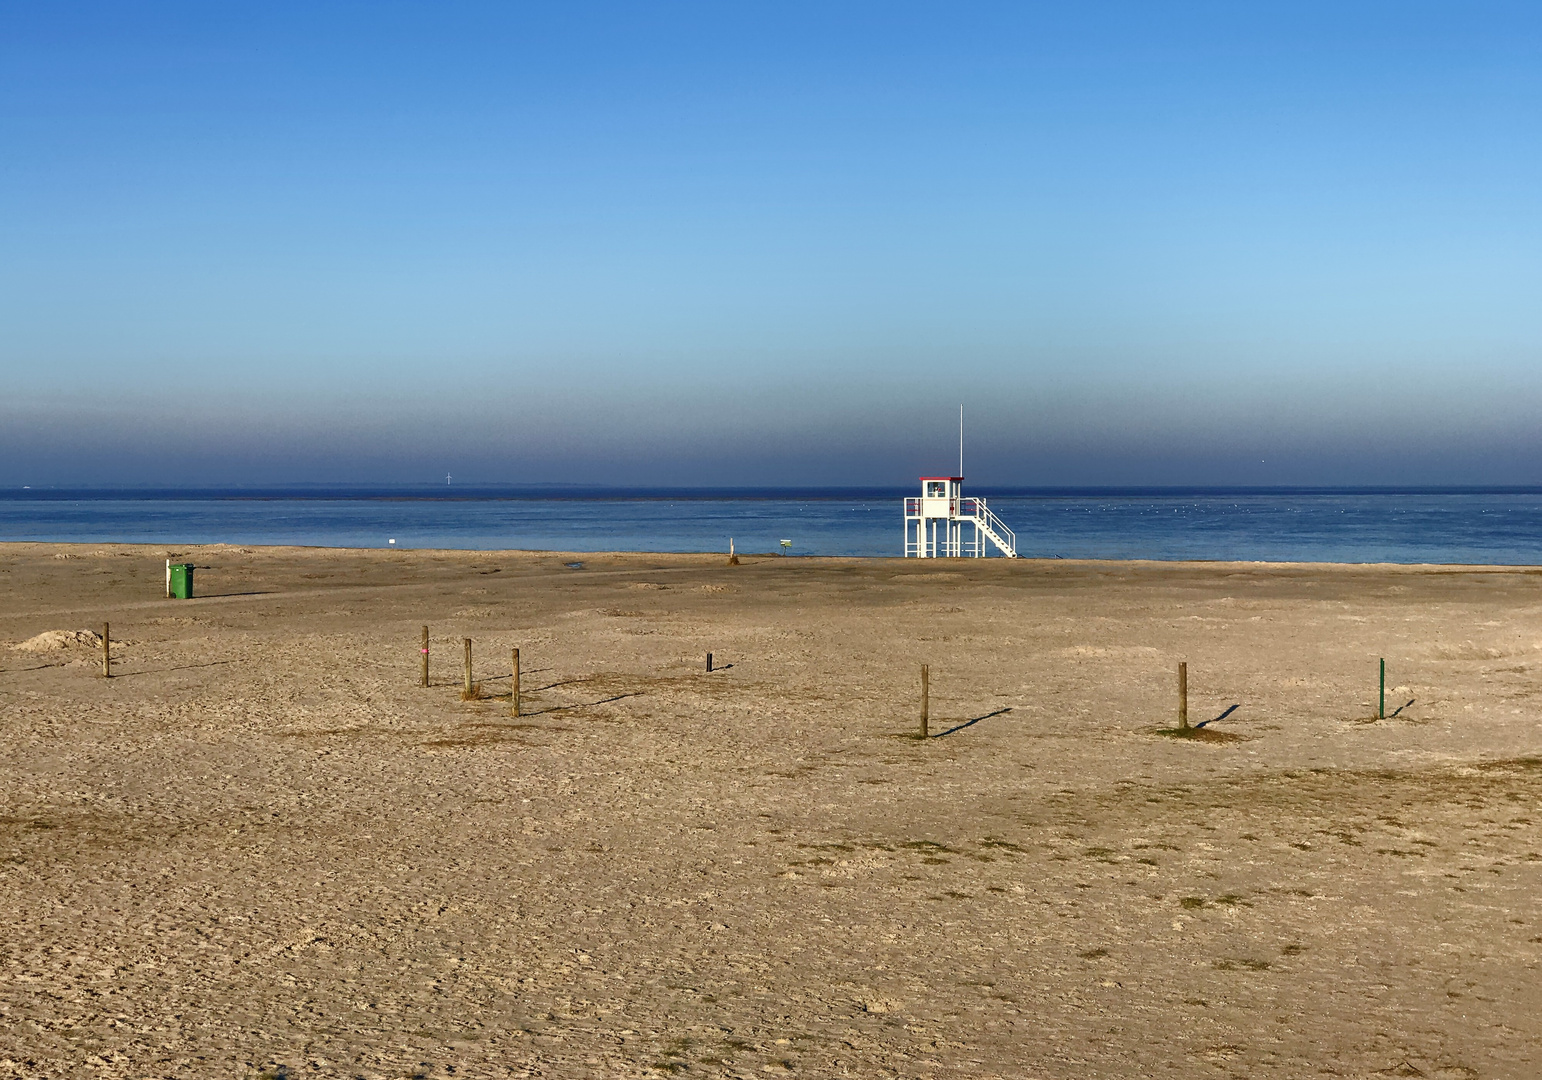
xmin=902 ymin=406 xmax=1019 ymax=558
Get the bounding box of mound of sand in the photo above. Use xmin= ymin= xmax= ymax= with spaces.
xmin=12 ymin=629 xmax=104 ymax=652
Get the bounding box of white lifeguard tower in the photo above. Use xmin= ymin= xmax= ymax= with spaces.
xmin=904 ymin=476 xmax=1017 ymax=557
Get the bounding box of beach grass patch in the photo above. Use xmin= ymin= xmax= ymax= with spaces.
xmin=901 ymin=840 xmax=958 ymax=854
xmin=978 ymin=837 xmax=1025 ymax=853
xmin=1154 ymin=725 xmax=1243 ymax=743
xmin=1214 ymin=957 xmax=1273 ymax=972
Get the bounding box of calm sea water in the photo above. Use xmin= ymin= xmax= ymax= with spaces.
xmin=3 ymin=487 xmax=1542 ymax=564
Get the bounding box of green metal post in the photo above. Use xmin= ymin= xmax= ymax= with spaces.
xmin=1379 ymin=658 xmax=1385 ymax=720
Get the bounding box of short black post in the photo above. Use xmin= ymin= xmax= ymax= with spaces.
xmin=707 ymin=652 xmax=713 ymax=673
xmin=1379 ymin=658 xmax=1385 ymax=720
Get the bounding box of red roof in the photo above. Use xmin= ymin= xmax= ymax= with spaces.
xmin=919 ymin=476 xmax=963 ymax=482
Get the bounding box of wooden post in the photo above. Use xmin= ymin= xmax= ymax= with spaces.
xmin=1178 ymin=661 xmax=1188 ymax=730
xmin=920 ymin=663 xmax=930 ymax=739
xmin=1379 ymin=658 xmax=1385 ymax=720
xmin=707 ymin=652 xmax=713 ymax=672
xmin=511 ymin=647 xmax=520 ymax=718
xmin=102 ymin=622 xmax=110 ymax=678
xmin=420 ymin=626 xmax=429 ymax=687
xmin=463 ymin=638 xmax=473 ymax=697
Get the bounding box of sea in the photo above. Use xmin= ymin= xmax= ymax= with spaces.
xmin=5 ymin=487 xmax=1542 ymax=565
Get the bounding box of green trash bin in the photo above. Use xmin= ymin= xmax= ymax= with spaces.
xmin=169 ymin=563 xmax=194 ymax=599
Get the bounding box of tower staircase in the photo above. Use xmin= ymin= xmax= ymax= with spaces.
xmin=960 ymin=497 xmax=1018 ymax=558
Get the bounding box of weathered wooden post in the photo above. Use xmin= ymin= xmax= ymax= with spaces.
xmin=1178 ymin=661 xmax=1188 ymax=730
xmin=102 ymin=622 xmax=111 ymax=678
xmin=920 ymin=663 xmax=930 ymax=739
xmin=511 ymin=647 xmax=520 ymax=718
xmin=420 ymin=626 xmax=429 ymax=687
xmin=463 ymin=638 xmax=473 ymax=698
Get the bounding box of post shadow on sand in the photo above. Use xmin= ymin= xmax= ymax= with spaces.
xmin=441 ymin=666 xmax=553 ymax=690
xmin=477 ymin=672 xmax=611 ymax=693
xmin=103 ymin=659 xmax=239 ymax=678
xmin=521 ymin=692 xmax=642 ymax=716
xmin=931 ymin=706 xmax=1013 ymax=738
xmin=533 ymin=674 xmax=640 ymax=692
xmin=1195 ymin=704 xmax=1241 ymax=729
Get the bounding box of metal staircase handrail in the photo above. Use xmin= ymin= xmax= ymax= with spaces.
xmin=960 ymin=497 xmax=1017 ymax=558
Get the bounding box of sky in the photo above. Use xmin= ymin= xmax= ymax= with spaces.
xmin=2 ymin=1 xmax=1540 ymax=487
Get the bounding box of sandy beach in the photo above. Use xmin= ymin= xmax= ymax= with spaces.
xmin=3 ymin=542 xmax=1541 ymax=1079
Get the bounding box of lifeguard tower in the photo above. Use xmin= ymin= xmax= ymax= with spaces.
xmin=904 ymin=476 xmax=1017 ymax=558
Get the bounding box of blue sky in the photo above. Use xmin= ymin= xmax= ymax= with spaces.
xmin=3 ymin=2 xmax=1540 ymax=486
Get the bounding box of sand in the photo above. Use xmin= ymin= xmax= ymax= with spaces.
xmin=2 ymin=542 xmax=1540 ymax=1079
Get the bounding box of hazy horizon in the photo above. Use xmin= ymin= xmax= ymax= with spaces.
xmin=4 ymin=3 xmax=1539 ymax=489
xmin=9 ymin=482 xmax=1542 ymax=496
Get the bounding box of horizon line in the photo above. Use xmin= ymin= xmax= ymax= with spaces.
xmin=7 ymin=483 xmax=1542 ymax=500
